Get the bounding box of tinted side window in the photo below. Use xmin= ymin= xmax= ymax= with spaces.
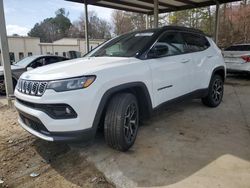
xmin=156 ymin=32 xmax=186 ymax=56
xmin=225 ymin=45 xmax=250 ymax=51
xmin=28 ymin=58 xmax=44 ymax=68
xmin=45 ymin=57 xmax=61 ymax=65
xmin=59 ymin=57 xmax=68 ymax=61
xmin=182 ymin=33 xmax=210 ymax=52
xmin=9 ymin=52 xmax=15 ymax=63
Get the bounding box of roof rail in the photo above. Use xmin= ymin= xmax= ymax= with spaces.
xmin=161 ymin=26 xmax=205 ymax=35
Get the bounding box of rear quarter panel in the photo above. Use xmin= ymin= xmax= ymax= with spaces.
xmin=195 ymin=38 xmax=225 ymax=89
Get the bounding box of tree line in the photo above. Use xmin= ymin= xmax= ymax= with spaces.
xmin=28 ymin=8 xmax=112 ymax=42
xmin=28 ymin=1 xmax=250 ymax=47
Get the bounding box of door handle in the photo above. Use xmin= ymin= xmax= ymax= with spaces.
xmin=207 ymin=55 xmax=213 ymax=58
xmin=181 ymin=59 xmax=190 ymax=63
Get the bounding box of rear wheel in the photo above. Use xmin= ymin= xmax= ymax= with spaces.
xmin=0 ymin=76 xmax=16 ymax=95
xmin=0 ymin=77 xmax=6 ymax=95
xmin=104 ymin=93 xmax=139 ymax=151
xmin=202 ymin=74 xmax=224 ymax=107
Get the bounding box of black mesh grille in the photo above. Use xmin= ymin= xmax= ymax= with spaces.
xmin=31 ymin=82 xmax=39 ymax=95
xmin=26 ymin=81 xmax=32 ymax=94
xmin=17 ymin=79 xmax=48 ymax=96
xmin=38 ymin=82 xmax=48 ymax=95
xmin=19 ymin=111 xmax=49 ymax=134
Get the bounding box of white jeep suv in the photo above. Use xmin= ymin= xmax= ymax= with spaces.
xmin=15 ymin=26 xmax=226 ymax=151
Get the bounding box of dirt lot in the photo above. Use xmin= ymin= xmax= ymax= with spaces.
xmin=1 ymin=75 xmax=250 ymax=188
xmin=0 ymin=105 xmax=114 ymax=188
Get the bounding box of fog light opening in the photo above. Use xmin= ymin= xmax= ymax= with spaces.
xmin=65 ymin=107 xmax=71 ymax=114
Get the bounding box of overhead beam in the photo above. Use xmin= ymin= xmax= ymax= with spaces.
xmin=174 ymin=0 xmax=197 ymax=6
xmin=86 ymin=0 xmax=99 ymax=3
xmin=95 ymin=2 xmax=149 ymax=14
xmin=0 ymin=0 xmax=13 ymax=105
xmin=102 ymin=0 xmax=153 ymax=11
xmin=66 ymin=0 xmax=242 ymax=14
xmin=157 ymin=0 xmax=235 ymax=14
xmin=137 ymin=0 xmax=178 ymax=10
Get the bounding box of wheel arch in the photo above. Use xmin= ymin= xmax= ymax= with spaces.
xmin=92 ymin=82 xmax=153 ymax=132
xmin=211 ymin=66 xmax=226 ymax=82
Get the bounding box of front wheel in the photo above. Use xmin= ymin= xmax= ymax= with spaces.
xmin=104 ymin=93 xmax=139 ymax=151
xmin=202 ymin=74 xmax=224 ymax=107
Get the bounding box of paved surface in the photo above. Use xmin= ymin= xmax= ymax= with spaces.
xmin=75 ymin=75 xmax=250 ymax=188
xmin=2 ymin=76 xmax=250 ymax=188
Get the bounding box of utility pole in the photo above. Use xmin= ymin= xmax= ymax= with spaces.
xmin=214 ymin=1 xmax=220 ymax=44
xmin=153 ymin=0 xmax=159 ymax=28
xmin=84 ymin=0 xmax=89 ymax=53
xmin=0 ymin=0 xmax=14 ymax=106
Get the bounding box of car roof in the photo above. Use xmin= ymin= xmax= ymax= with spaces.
xmin=140 ymin=25 xmax=205 ymax=36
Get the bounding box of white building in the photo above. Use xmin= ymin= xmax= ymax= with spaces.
xmin=6 ymin=36 xmax=41 ymax=63
xmin=0 ymin=36 xmax=105 ymax=65
xmin=40 ymin=38 xmax=104 ymax=57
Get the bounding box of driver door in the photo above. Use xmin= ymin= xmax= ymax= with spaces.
xmin=146 ymin=31 xmax=193 ymax=107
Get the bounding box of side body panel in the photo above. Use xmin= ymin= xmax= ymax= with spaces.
xmin=145 ymin=53 xmax=193 ymax=107
xmin=188 ymin=37 xmax=226 ymax=91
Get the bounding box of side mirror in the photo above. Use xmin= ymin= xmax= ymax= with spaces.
xmin=148 ymin=44 xmax=169 ymax=58
xmin=27 ymin=67 xmax=33 ymax=71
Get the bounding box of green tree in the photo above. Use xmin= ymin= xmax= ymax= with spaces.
xmin=28 ymin=8 xmax=72 ymax=42
xmin=112 ymin=11 xmax=146 ymax=35
xmin=68 ymin=11 xmax=111 ymax=39
xmin=168 ymin=7 xmax=214 ymax=35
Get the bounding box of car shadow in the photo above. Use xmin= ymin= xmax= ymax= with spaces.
xmin=33 ymin=83 xmax=250 ymax=187
xmin=79 ymin=95 xmax=250 ymax=187
xmin=32 ymin=139 xmax=113 ymax=187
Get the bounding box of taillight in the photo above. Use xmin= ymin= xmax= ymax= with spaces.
xmin=241 ymin=55 xmax=250 ymax=62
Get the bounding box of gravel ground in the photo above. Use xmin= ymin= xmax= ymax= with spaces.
xmin=0 ymin=104 xmax=114 ymax=188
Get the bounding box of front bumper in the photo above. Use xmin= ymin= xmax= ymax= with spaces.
xmin=226 ymin=62 xmax=250 ymax=73
xmin=227 ymin=69 xmax=250 ymax=74
xmin=17 ymin=109 xmax=95 ymax=142
xmin=14 ymin=88 xmax=101 ymax=142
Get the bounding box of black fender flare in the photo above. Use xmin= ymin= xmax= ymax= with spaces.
xmin=211 ymin=66 xmax=226 ymax=81
xmin=204 ymin=66 xmax=226 ymax=97
xmin=91 ymin=82 xmax=153 ymax=133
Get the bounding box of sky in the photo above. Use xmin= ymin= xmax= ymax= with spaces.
xmin=3 ymin=0 xmax=113 ymax=36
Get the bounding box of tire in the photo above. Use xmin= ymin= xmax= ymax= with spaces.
xmin=0 ymin=76 xmax=16 ymax=96
xmin=202 ymin=74 xmax=224 ymax=107
xmin=0 ymin=77 xmax=6 ymax=95
xmin=104 ymin=93 xmax=139 ymax=151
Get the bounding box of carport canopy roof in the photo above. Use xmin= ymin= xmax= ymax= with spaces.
xmin=66 ymin=0 xmax=241 ymax=14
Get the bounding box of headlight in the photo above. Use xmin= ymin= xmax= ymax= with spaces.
xmin=47 ymin=76 xmax=96 ymax=92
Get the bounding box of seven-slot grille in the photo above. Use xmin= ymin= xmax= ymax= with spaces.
xmin=17 ymin=79 xmax=48 ymax=96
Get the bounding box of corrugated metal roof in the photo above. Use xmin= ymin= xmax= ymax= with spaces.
xmin=66 ymin=0 xmax=241 ymax=14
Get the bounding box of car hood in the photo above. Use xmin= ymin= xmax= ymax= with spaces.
xmin=0 ymin=65 xmax=24 ymax=73
xmin=20 ymin=57 xmax=134 ymax=80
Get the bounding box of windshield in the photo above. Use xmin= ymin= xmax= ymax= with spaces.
xmin=14 ymin=56 xmax=38 ymax=67
xmin=88 ymin=31 xmax=155 ymax=57
xmin=225 ymin=45 xmax=250 ymax=51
